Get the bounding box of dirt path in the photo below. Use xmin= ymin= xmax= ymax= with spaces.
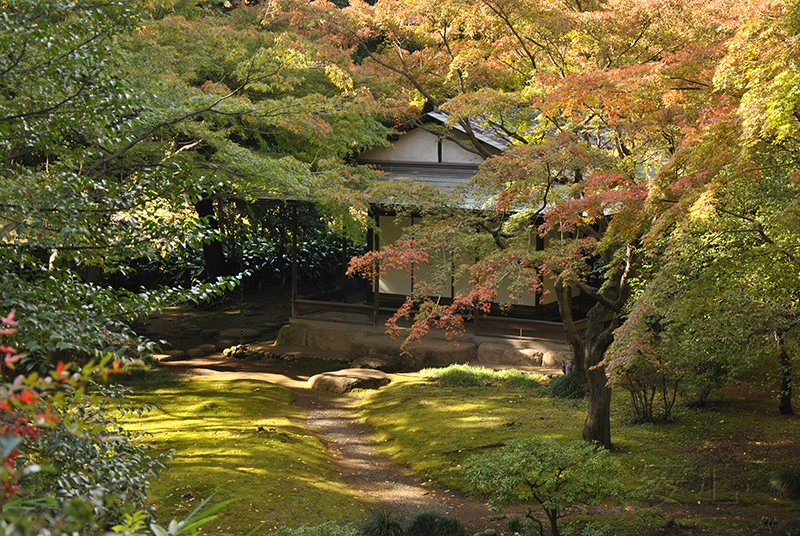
xmin=160 ymin=356 xmax=515 ymax=534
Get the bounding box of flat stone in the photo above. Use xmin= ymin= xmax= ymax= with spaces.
xmin=199 ymin=328 xmax=219 ymax=339
xmin=216 ymin=339 xmax=236 ymax=351
xmin=181 ymin=326 xmax=203 ymax=336
xmin=542 ymin=350 xmax=572 ymax=368
xmin=166 ymin=349 xmax=187 ymax=360
xmin=198 ymin=344 xmax=217 ymax=354
xmin=307 ymin=328 xmax=365 ymax=351
xmin=274 ymin=325 xmax=307 ymax=346
xmin=218 ymin=328 xmax=262 ymax=342
xmin=307 ymin=368 xmax=391 ymax=394
xmin=186 ymin=348 xmax=206 ymax=358
xmin=477 ymin=342 xmax=543 ymax=366
xmin=350 ymin=355 xmax=404 ymax=373
xmin=349 ymin=335 xmax=476 ymax=370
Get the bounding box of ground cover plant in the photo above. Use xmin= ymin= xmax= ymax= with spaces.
xmin=119 ymin=377 xmax=366 ymax=534
xmin=356 ymin=365 xmax=800 ymax=532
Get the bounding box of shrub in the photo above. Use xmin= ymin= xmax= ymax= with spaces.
xmin=463 ymin=437 xmax=624 ymax=536
xmin=616 ymin=358 xmax=680 ymax=423
xmin=1 ymin=310 xmax=169 ymax=534
xmin=769 ymin=467 xmax=800 ymax=500
xmin=361 ymin=508 xmax=405 ymax=536
xmin=550 ymin=374 xmax=586 ymax=399
xmin=505 ymin=516 xmax=524 ymax=533
xmin=406 ymin=512 xmax=466 ymax=536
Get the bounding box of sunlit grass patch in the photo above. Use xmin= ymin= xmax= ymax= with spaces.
xmin=357 ymin=370 xmax=585 ymax=489
xmin=359 ymin=366 xmax=800 ymax=513
xmin=421 ymin=363 xmax=549 ymax=390
xmin=119 ymin=377 xmax=366 ymax=534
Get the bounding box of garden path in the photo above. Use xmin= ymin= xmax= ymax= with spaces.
xmin=159 ymin=355 xmax=517 ymax=535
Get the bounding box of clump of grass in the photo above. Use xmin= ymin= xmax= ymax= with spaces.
xmin=269 ymin=521 xmax=359 ymax=536
xmin=406 ymin=512 xmax=465 ymax=536
xmin=422 ymin=364 xmax=546 ymax=390
xmin=505 ymin=516 xmax=524 ymax=532
xmin=769 ymin=467 xmax=800 ymax=499
xmin=550 ymin=374 xmax=586 ymax=399
xmin=361 ymin=508 xmax=406 ymax=536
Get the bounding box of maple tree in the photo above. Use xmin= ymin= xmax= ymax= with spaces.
xmin=607 ymin=0 xmax=800 ymax=416
xmin=304 ymin=0 xmax=745 ymax=447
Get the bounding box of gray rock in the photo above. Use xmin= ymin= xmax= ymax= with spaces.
xmin=274 ymin=325 xmax=307 ymax=346
xmin=186 ymin=348 xmax=206 ymax=358
xmin=181 ymin=326 xmax=203 ymax=336
xmin=198 ymin=343 xmax=217 ymax=354
xmin=349 ymin=335 xmax=476 ymax=370
xmin=562 ymin=358 xmax=576 ymax=376
xmin=351 ymin=355 xmax=404 ymax=373
xmin=218 ymin=328 xmax=263 ymax=342
xmin=483 ymin=530 xmax=497 ymax=536
xmin=165 ymin=349 xmax=187 ymax=361
xmin=542 ymin=350 xmax=572 ymax=368
xmin=199 ymin=328 xmax=219 ymax=339
xmin=307 ymin=368 xmax=391 ymax=394
xmin=477 ymin=342 xmax=543 ymax=366
xmin=216 ymin=339 xmax=236 ymax=351
xmin=307 ymin=328 xmax=365 ymax=351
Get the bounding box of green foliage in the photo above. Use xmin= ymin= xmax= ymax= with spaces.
xmin=422 ymin=364 xmax=548 ymax=391
xmin=18 ymin=383 xmax=170 ymax=530
xmin=0 ymin=313 xmax=170 ymax=535
xmin=615 ymin=359 xmax=680 ymax=423
xmin=361 ymin=508 xmax=406 ymax=536
xmin=769 ymin=467 xmax=800 ymax=500
xmin=550 ymin=375 xmax=586 ymax=400
xmin=406 ymin=512 xmax=465 ymax=536
xmin=268 ymin=521 xmax=359 ymax=536
xmin=463 ymin=437 xmax=623 ymax=536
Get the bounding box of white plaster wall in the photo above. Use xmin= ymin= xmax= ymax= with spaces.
xmin=442 ymin=134 xmax=485 ymax=164
xmin=378 ymin=215 xmax=412 ymax=295
xmin=359 ymin=128 xmax=485 ymax=165
xmin=359 ymin=129 xmax=438 ymax=163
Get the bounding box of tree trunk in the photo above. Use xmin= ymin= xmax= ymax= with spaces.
xmin=554 ymin=277 xmax=587 ymax=385
xmin=778 ymin=332 xmax=794 ymax=415
xmin=581 ymin=300 xmax=617 ymax=449
xmin=194 ymin=195 xmax=229 ymax=280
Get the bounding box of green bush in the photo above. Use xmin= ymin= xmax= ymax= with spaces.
xmin=406 ymin=512 xmax=465 ymax=536
xmin=361 ymin=508 xmax=405 ymax=536
xmin=769 ymin=467 xmax=800 ymax=499
xmin=19 ymin=382 xmax=170 ymax=531
xmin=463 ymin=437 xmax=623 ymax=536
xmin=550 ymin=374 xmax=586 ymax=399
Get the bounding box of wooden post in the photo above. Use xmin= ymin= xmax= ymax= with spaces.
xmin=373 ymin=213 xmax=380 ymax=326
xmin=291 ymin=205 xmax=298 ymax=319
xmin=341 ymin=228 xmax=347 ymax=303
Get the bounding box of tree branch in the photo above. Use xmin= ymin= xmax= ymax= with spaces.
xmin=575 ymin=280 xmax=622 ymax=313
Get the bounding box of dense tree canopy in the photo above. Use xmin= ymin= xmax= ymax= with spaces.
xmin=0 ymin=0 xmax=390 ymax=372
